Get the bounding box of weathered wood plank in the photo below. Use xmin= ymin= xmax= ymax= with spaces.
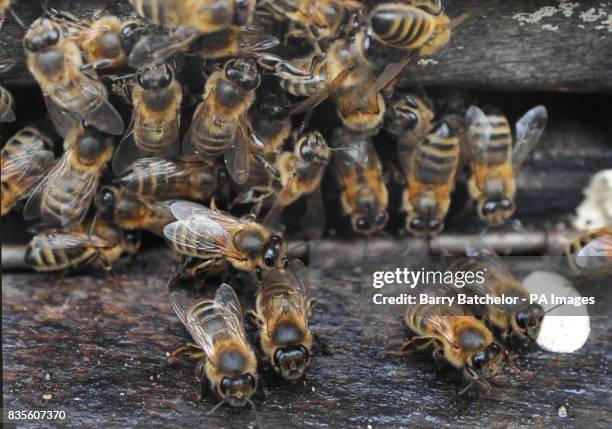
xmin=1 ymin=1 xmax=611 ymax=93
xmin=2 ymin=246 xmax=611 ymax=427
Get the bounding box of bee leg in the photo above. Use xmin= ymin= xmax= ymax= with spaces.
xmin=52 ymin=268 xmax=71 ymax=288
xmin=312 ymin=331 xmax=335 ymax=355
xmin=245 ymin=310 xmax=264 ymax=330
xmin=387 ymin=336 xmax=436 ymax=356
xmin=306 ymin=297 xmax=318 ymax=317
xmin=80 ymin=58 xmax=116 ymax=72
xmin=96 ymin=254 xmax=123 ymax=289
xmin=195 ymin=360 xmax=209 ymax=401
xmin=184 ymin=259 xmax=218 ymax=279
xmin=251 ymin=152 xmax=281 ymax=179
xmin=170 ymin=342 xmax=202 ymax=363
xmin=166 ymin=256 xmax=193 ymax=291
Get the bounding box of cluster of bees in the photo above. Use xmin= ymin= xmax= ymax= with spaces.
xmin=1 ymin=0 xmax=610 ymax=409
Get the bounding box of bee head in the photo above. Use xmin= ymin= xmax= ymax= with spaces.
xmin=273 ymin=344 xmax=310 ymax=381
xmin=258 ymin=91 xmax=289 ymax=120
xmin=120 ymin=22 xmax=143 ymax=53
xmin=95 ymin=186 xmax=118 ymax=222
xmin=216 ymin=348 xmax=256 ymax=407
xmin=353 ymin=211 xmax=388 ymax=236
xmin=470 ymin=342 xmax=503 ymax=377
xmin=137 ymin=64 xmax=173 ymax=89
xmin=262 ymin=234 xmax=285 ymax=269
xmin=225 ymin=58 xmax=260 ymax=90
xmin=479 ymin=197 xmax=515 ymax=225
xmin=24 ymin=19 xmax=62 ymax=52
xmin=298 ymin=131 xmax=331 ymax=165
xmin=514 ymin=304 xmax=545 ymax=341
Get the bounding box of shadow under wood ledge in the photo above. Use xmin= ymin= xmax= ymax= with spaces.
xmin=2 ymin=246 xmax=611 ymax=428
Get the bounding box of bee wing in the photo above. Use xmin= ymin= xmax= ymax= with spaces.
xmin=235 ymin=25 xmax=280 ymax=52
xmin=262 ymin=179 xmax=293 ymax=227
xmin=128 ymin=28 xmax=199 ymax=69
xmin=224 ymin=121 xmax=250 ymax=185
xmin=290 ymin=68 xmax=349 ymax=115
xmin=182 ymin=93 xmax=211 ymax=157
xmin=213 ymin=283 xmax=246 ymax=338
xmin=0 ymin=105 xmax=16 ymax=122
xmin=2 ymin=145 xmax=54 ymax=183
xmin=111 ymin=112 xmax=139 ymax=175
xmin=44 ymin=95 xmax=81 ymax=138
xmin=80 ymin=82 xmax=125 ymax=135
xmin=23 ymin=150 xmax=71 ymax=221
xmin=575 ymin=235 xmax=612 ymax=268
xmin=512 ymin=105 xmax=548 ymax=170
xmin=366 ymin=52 xmax=416 ymax=100
xmin=31 ymin=232 xmax=111 ymax=250
xmin=465 ymin=105 xmax=492 ymax=165
xmin=169 ymin=292 xmax=217 ymax=360
xmin=285 ymin=259 xmax=310 ymax=294
xmin=163 ymin=202 xmax=244 ymax=259
xmin=120 ymin=156 xmax=182 ymax=179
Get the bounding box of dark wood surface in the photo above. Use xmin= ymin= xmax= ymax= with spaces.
xmin=2 ymin=244 xmax=611 ymax=428
xmin=1 ymin=1 xmax=611 ymax=93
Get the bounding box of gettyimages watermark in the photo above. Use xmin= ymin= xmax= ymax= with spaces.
xmin=360 ymin=256 xmax=610 ymax=316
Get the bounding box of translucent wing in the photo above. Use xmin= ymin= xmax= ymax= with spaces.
xmin=80 ymin=82 xmax=125 ymax=135
xmin=111 ymin=113 xmax=139 ymax=174
xmin=163 ymin=202 xmax=244 ymax=259
xmin=23 ymin=151 xmax=72 ymax=220
xmin=575 ymin=236 xmax=612 ymax=269
xmin=213 ymin=283 xmax=246 ymax=339
xmin=301 ymin=187 xmax=326 ymax=239
xmin=182 ymin=92 xmax=212 ymax=157
xmin=30 ymin=232 xmax=110 ymax=250
xmin=465 ymin=105 xmax=492 ymax=165
xmin=2 ymin=138 xmax=54 ymax=182
xmin=366 ymin=52 xmax=415 ymax=100
xmin=512 ymin=105 xmax=548 ymax=170
xmin=285 ymin=259 xmax=309 ymax=294
xmin=128 ymin=28 xmax=199 ymax=69
xmin=45 ymin=95 xmax=81 ymax=138
xmin=290 ymin=68 xmax=348 ymax=115
xmin=169 ymin=292 xmax=217 ymax=360
xmin=234 ymin=25 xmax=280 ymax=53
xmin=225 ymin=121 xmax=250 ymax=185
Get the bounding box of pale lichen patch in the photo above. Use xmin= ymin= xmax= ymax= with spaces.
xmin=417 ymin=58 xmax=439 ymax=66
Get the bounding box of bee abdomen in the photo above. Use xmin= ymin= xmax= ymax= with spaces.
xmin=369 ymin=4 xmax=435 ymax=49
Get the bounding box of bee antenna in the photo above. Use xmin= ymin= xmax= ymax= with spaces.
xmin=247 ymin=399 xmax=266 ymax=429
xmin=8 ymin=7 xmax=27 ymax=30
xmin=207 ymin=400 xmax=226 ymax=415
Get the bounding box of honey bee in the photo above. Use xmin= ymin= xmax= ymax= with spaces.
xmin=453 ymin=248 xmax=545 ymax=342
xmin=44 ymin=6 xmax=144 ymax=70
xmin=465 ymin=105 xmax=548 ymax=225
xmin=1 ymin=127 xmax=55 ymax=216
xmin=248 ymin=259 xmax=315 ymax=380
xmin=392 ymin=282 xmax=504 ymax=394
xmin=95 ymin=186 xmax=176 ymax=236
xmin=112 ymin=64 xmax=183 ymax=174
xmin=260 ymin=0 xmax=362 ymax=50
xmin=276 ymin=28 xmax=415 ymax=132
xmin=264 ymin=131 xmax=331 ymax=227
xmin=183 ymin=58 xmax=260 ymax=184
xmin=384 ymin=93 xmax=434 ymax=151
xmin=129 ymin=0 xmax=256 ymax=33
xmin=248 ymin=88 xmax=292 ymax=158
xmin=330 ymin=126 xmax=389 ymax=236
xmin=25 ymin=221 xmax=140 ymax=282
xmin=170 ymin=284 xmax=258 ymax=407
xmin=23 ymin=18 xmax=124 ymax=137
xmin=116 ymin=157 xmax=219 ymax=201
xmin=401 ymin=120 xmax=460 ymax=237
xmin=23 ymin=124 xmax=113 ymax=231
xmin=368 ymin=1 xmax=457 ymax=56
xmin=163 ymin=200 xmax=286 ymax=279
xmin=565 ymin=228 xmax=612 ymax=275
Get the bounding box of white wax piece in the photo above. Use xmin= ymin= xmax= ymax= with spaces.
xmin=522 ymin=271 xmax=590 ymax=353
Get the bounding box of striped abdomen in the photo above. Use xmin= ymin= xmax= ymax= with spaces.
xmin=413 ymin=122 xmax=459 ymax=185
xmin=40 ymin=165 xmax=101 ymax=230
xmin=130 ymin=0 xmax=182 ymax=27
xmin=189 ymin=299 xmax=235 ymax=346
xmin=165 ymin=222 xmax=213 ymax=258
xmin=369 ymin=4 xmax=436 ymax=49
xmin=475 ymin=114 xmax=512 ymax=165
xmin=259 ymin=281 xmax=303 ymax=319
xmin=25 ymin=238 xmax=96 ymax=271
xmin=278 ymin=61 xmax=326 ymax=97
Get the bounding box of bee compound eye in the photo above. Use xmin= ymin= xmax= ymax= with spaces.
xmin=472 ymin=351 xmax=486 ymax=370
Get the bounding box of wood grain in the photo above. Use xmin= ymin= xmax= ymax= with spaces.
xmin=1 ymin=1 xmax=611 ymax=93
xmin=2 ymin=245 xmax=611 ymax=427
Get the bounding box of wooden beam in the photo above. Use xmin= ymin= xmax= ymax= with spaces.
xmin=1 ymin=1 xmax=611 ymax=93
